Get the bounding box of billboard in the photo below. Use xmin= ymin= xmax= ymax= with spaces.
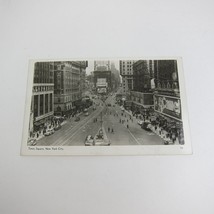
xmin=154 ymin=95 xmax=181 ymax=120
xmin=97 ymin=78 xmax=107 ymax=87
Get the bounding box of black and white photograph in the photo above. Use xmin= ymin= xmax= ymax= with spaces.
xmin=21 ymin=58 xmax=191 ymax=155
xmin=3 ymin=0 xmax=214 ymax=213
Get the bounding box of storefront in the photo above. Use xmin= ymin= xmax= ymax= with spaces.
xmin=153 ymin=94 xmax=184 ymax=144
xmin=124 ymin=101 xmax=132 ymax=110
xmin=34 ymin=115 xmax=53 ymax=132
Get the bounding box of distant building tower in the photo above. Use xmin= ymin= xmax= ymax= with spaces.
xmin=94 ymin=61 xmax=110 ymax=71
xmin=119 ymin=60 xmax=136 ymax=94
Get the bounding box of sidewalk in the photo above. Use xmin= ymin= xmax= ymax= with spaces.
xmin=149 ymin=125 xmax=180 ymax=145
xmin=124 ymin=109 xmax=180 ymax=145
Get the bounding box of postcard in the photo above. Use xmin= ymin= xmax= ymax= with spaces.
xmin=21 ymin=57 xmax=192 ymax=155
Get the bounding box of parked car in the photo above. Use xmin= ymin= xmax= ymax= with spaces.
xmin=84 ymin=135 xmax=94 ymax=146
xmin=94 ymin=136 xmax=111 ymax=146
xmin=141 ymin=122 xmax=152 ymax=131
xmin=137 ymin=120 xmax=144 ymax=125
xmin=44 ymin=128 xmax=55 ymax=136
xmin=85 ymin=112 xmax=89 ymax=116
xmin=75 ymin=116 xmax=80 ymax=121
xmin=120 ymin=106 xmax=125 ymax=111
xmin=27 ymin=138 xmax=37 ymax=146
xmin=54 ymin=124 xmax=62 ymax=131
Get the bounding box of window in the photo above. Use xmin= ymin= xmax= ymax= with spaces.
xmin=34 ymin=95 xmax=38 ymax=117
xmin=45 ymin=94 xmax=48 ymax=113
xmin=50 ymin=94 xmax=53 ymax=111
xmin=40 ymin=95 xmax=44 ymax=115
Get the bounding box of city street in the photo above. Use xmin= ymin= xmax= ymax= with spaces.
xmin=36 ymin=93 xmax=164 ymax=146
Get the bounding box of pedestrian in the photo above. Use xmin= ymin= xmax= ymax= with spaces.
xmin=127 ymin=124 xmax=129 ymax=129
xmin=127 ymin=119 xmax=128 ymax=122
xmin=172 ymin=132 xmax=176 ymax=143
xmin=108 ymin=127 xmax=110 ymax=132
xmin=111 ymin=128 xmax=114 ymax=133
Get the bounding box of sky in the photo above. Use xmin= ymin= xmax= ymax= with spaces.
xmin=86 ymin=60 xmax=119 ymax=75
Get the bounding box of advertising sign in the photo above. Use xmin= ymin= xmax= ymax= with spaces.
xmin=97 ymin=78 xmax=107 ymax=87
xmin=154 ymin=95 xmax=181 ymax=120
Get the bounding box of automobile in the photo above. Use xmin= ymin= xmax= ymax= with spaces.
xmin=83 ymin=108 xmax=88 ymax=112
xmin=141 ymin=122 xmax=152 ymax=131
xmin=84 ymin=135 xmax=94 ymax=146
xmin=85 ymin=112 xmax=89 ymax=116
xmin=27 ymin=138 xmax=37 ymax=146
xmin=44 ymin=128 xmax=55 ymax=136
xmin=75 ymin=116 xmax=80 ymax=121
xmin=54 ymin=124 xmax=62 ymax=131
xmin=137 ymin=120 xmax=144 ymax=125
xmin=107 ymin=103 xmax=111 ymax=107
xmin=94 ymin=136 xmax=111 ymax=146
xmin=120 ymin=106 xmax=125 ymax=111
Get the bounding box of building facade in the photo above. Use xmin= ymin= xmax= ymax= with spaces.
xmin=93 ymin=70 xmax=112 ymax=94
xmin=30 ymin=62 xmax=54 ymax=134
xmin=152 ymin=60 xmax=184 ymax=144
xmin=130 ymin=60 xmax=154 ymax=114
xmin=54 ymin=61 xmax=88 ymax=116
xmin=119 ymin=60 xmax=136 ymax=96
xmin=110 ymin=62 xmax=121 ymax=91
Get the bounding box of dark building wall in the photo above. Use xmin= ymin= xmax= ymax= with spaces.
xmin=133 ymin=60 xmax=151 ymax=92
xmin=153 ymin=60 xmax=179 ymax=96
xmin=34 ymin=62 xmax=54 ymax=84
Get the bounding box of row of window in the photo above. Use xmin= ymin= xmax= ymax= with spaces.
xmin=34 ymin=94 xmax=53 ymax=117
xmin=56 ymin=93 xmax=81 ymax=103
xmin=33 ymin=86 xmax=54 ymax=93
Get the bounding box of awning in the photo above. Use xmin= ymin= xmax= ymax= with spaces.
xmin=34 ymin=120 xmax=45 ymax=126
xmin=125 ymin=101 xmax=132 ymax=106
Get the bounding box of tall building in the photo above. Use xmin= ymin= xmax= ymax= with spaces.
xmin=130 ymin=60 xmax=154 ymax=114
xmin=94 ymin=60 xmax=110 ymax=71
xmin=79 ymin=61 xmax=88 ymax=95
xmin=54 ymin=61 xmax=88 ymax=116
xmin=152 ymin=60 xmax=184 ymax=144
xmin=93 ymin=70 xmax=112 ymax=94
xmin=30 ymin=62 xmax=54 ymax=134
xmin=110 ymin=62 xmax=121 ymax=90
xmin=119 ymin=60 xmax=135 ymax=95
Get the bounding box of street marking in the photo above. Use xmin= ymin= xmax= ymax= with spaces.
xmin=50 ymin=107 xmax=103 ymax=146
xmin=60 ymin=106 xmax=105 ymax=146
xmin=127 ymin=129 xmax=141 ymax=145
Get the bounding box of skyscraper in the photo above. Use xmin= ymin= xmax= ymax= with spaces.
xmin=94 ymin=60 xmax=110 ymax=71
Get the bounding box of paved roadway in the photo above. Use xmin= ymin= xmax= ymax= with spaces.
xmin=36 ymin=94 xmax=164 ymax=146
